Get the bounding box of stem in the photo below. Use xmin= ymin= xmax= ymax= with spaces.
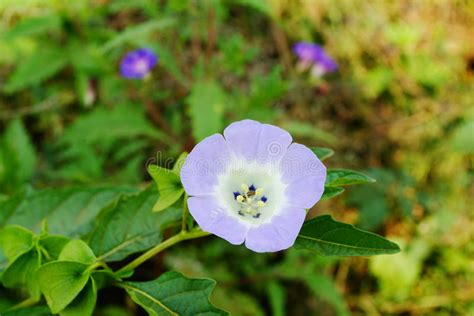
xmin=181 ymin=193 xmax=189 ymax=232
xmin=116 ymin=229 xmax=210 ymax=275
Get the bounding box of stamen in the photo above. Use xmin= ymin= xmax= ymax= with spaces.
xmin=233 ymin=185 xmax=268 ymax=219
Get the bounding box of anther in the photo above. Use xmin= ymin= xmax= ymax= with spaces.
xmin=241 ymin=184 xmax=249 ymax=194
xmin=255 ymin=188 xmax=264 ymax=196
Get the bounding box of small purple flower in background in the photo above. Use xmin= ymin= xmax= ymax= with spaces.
xmin=292 ymin=41 xmax=338 ymax=77
xmin=120 ymin=48 xmax=158 ymax=79
xmin=181 ymin=120 xmax=326 ymax=253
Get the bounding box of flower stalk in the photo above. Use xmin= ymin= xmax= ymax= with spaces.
xmin=116 ymin=228 xmax=210 ymax=275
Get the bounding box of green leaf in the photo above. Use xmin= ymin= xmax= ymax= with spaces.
xmin=266 ymin=282 xmax=285 ymax=316
xmin=0 ymin=225 xmax=35 ymax=261
xmin=122 ymin=271 xmax=227 ymax=315
xmin=88 ymin=186 xmax=181 ymax=262
xmin=148 ymin=164 xmax=184 ymax=212
xmin=40 ymin=235 xmax=71 ymax=260
xmin=60 ymin=278 xmax=97 ymax=316
xmin=4 ymin=45 xmax=68 ymax=93
xmin=101 ymin=19 xmax=176 ymax=52
xmin=321 ymin=186 xmax=345 ymax=200
xmin=0 ymin=186 xmax=136 ymax=236
xmin=2 ymin=250 xmax=41 ymax=299
xmin=37 ymin=261 xmax=90 ymax=314
xmin=0 ymin=119 xmax=37 ymax=191
xmin=2 ymin=15 xmax=61 ymax=40
xmin=295 ymin=215 xmax=400 ymax=256
xmin=304 ymin=273 xmax=349 ymax=316
xmin=172 ymin=152 xmax=188 ymax=175
xmin=325 ymin=169 xmax=376 ymax=187
xmin=59 ymin=240 xmax=96 ymax=265
xmin=187 ymin=80 xmax=226 ymax=141
xmin=91 ymin=269 xmax=118 ymax=290
xmin=311 ymin=147 xmax=334 ymax=161
xmin=282 ymin=120 xmax=339 ymax=144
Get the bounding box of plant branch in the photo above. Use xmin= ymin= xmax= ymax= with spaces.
xmin=116 ymin=229 xmax=210 ymax=275
xmin=181 ymin=193 xmax=189 ymax=232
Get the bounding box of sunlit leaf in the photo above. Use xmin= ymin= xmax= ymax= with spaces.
xmin=37 ymin=261 xmax=90 ymax=314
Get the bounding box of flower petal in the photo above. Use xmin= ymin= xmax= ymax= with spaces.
xmin=181 ymin=134 xmax=231 ymax=196
xmin=279 ymin=143 xmax=326 ymax=209
xmin=223 ymin=120 xmax=292 ymax=164
xmin=223 ymin=119 xmax=262 ymax=162
xmin=285 ymin=176 xmax=325 ymax=209
xmin=188 ymin=196 xmax=248 ymax=245
xmin=280 ymin=143 xmax=326 ymax=184
xmin=256 ymin=123 xmax=292 ymax=164
xmin=245 ymin=207 xmax=306 ymax=252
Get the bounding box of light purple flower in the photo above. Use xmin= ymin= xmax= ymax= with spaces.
xmin=293 ymin=42 xmax=338 ymax=76
xmin=120 ymin=48 xmax=158 ymax=79
xmin=181 ymin=120 xmax=327 ymax=253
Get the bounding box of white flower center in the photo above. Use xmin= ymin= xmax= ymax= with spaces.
xmin=214 ymin=158 xmax=287 ymax=227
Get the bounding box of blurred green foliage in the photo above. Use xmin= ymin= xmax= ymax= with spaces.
xmin=0 ymin=0 xmax=473 ymax=315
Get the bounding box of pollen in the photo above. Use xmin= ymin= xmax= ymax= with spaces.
xmin=233 ymin=183 xmax=268 ymax=219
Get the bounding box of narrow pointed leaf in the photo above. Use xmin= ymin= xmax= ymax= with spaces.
xmin=311 ymin=147 xmax=334 ymax=161
xmin=296 ymin=215 xmax=400 ymax=256
xmin=321 ymin=186 xmax=345 ymax=200
xmin=122 ymin=271 xmax=227 ymax=316
xmin=326 ymin=169 xmax=376 ymax=187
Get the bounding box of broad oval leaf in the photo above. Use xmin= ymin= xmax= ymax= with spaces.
xmin=88 ymin=186 xmax=181 ymax=262
xmin=37 ymin=261 xmax=90 ymax=314
xmin=326 ymin=169 xmax=376 ymax=187
xmin=122 ymin=271 xmax=227 ymax=316
xmin=60 ymin=278 xmax=97 ymax=316
xmin=39 ymin=235 xmax=70 ymax=260
xmin=311 ymin=147 xmax=334 ymax=161
xmin=0 ymin=225 xmax=34 ymax=261
xmin=2 ymin=249 xmax=41 ymax=299
xmin=59 ymin=240 xmax=96 ymax=265
xmin=148 ymin=164 xmax=184 ymax=212
xmin=296 ymin=215 xmax=400 ymax=256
